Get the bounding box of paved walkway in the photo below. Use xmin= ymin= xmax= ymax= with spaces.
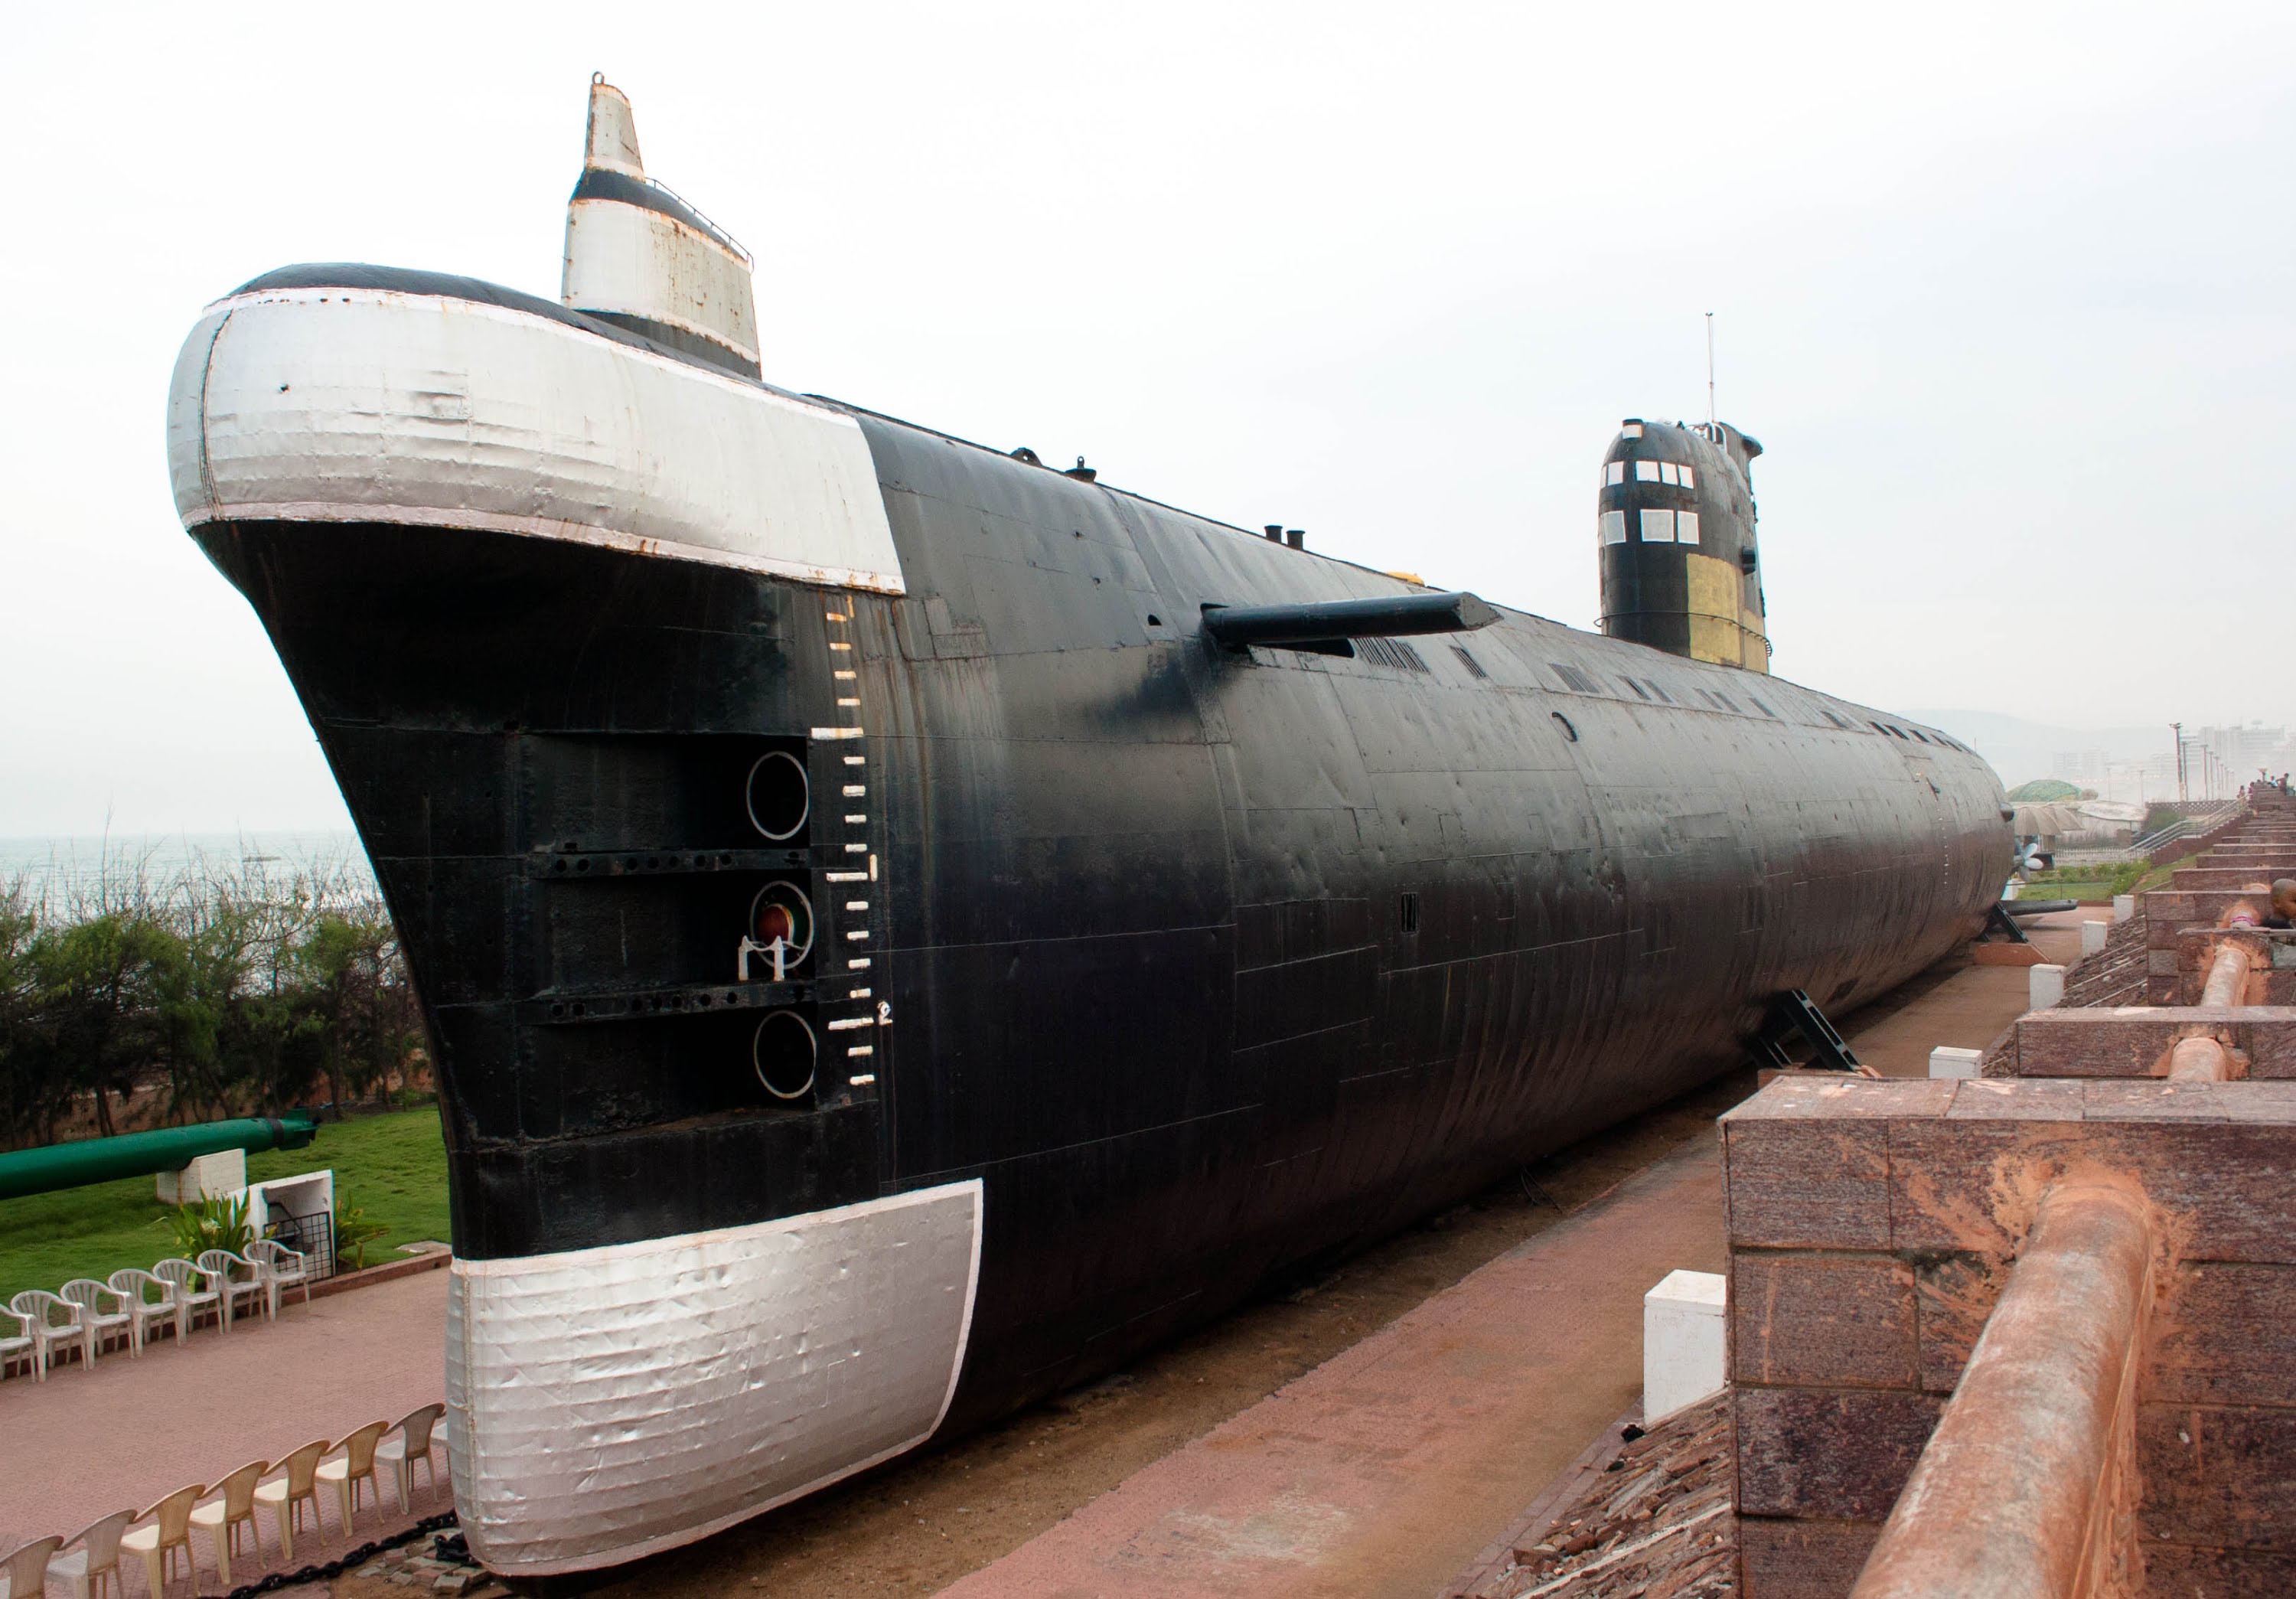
xmin=937 ymin=1137 xmax=1726 ymax=1599
xmin=933 ymin=926 xmax=2101 ymax=1598
xmin=1847 ymin=907 xmax=2101 ymax=1078
xmin=0 ymin=1268 xmax=450 ymax=1592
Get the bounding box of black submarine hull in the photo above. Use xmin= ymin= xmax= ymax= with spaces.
xmin=175 ymin=272 xmax=2009 ymax=1572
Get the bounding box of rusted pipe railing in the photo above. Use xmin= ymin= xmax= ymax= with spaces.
xmin=1851 ymin=1181 xmax=2154 ymax=1599
xmin=2200 ymin=942 xmax=2251 ymax=1008
xmin=2167 ymin=1034 xmax=2236 ymax=1082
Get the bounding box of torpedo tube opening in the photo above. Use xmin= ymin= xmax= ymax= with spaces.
xmin=748 ymin=881 xmax=815 ymax=966
xmin=752 ymin=1010 xmax=818 ymax=1101
xmin=745 ymin=750 xmax=810 ymax=840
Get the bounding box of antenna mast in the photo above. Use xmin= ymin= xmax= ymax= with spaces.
xmin=1705 ymin=312 xmax=1716 ymax=433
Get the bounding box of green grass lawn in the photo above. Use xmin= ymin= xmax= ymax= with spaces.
xmin=0 ymin=1105 xmax=451 ymax=1306
xmin=2022 ymin=860 xmax=2179 ymax=901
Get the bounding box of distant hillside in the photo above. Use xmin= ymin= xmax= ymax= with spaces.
xmin=1903 ymin=710 xmax=2174 ymax=789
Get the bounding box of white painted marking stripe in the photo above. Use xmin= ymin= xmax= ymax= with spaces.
xmin=837 ymin=698 xmax=861 ymax=707
xmin=843 ymin=843 xmax=867 ymax=854
xmin=842 ymin=785 xmax=866 ymax=797
xmin=827 ymin=1017 xmax=875 ymax=1031
xmin=833 ymin=671 xmax=856 ymax=680
xmin=847 ymin=1046 xmax=875 ymax=1058
xmin=844 ymin=814 xmax=867 ymax=824
xmin=843 ymin=756 xmax=866 ymax=766
xmin=848 ymin=1072 xmax=876 ymax=1085
xmin=848 ymin=987 xmax=872 ymax=999
xmin=828 ymin=641 xmax=853 ymax=651
xmin=825 ymin=870 xmax=866 ymax=883
xmin=848 ymin=958 xmax=872 ymax=970
xmin=846 ymin=930 xmax=870 ymax=941
xmin=812 ymin=726 xmax=864 ymax=741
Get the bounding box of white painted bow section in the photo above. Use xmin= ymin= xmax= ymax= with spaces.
xmin=165 ymin=286 xmax=905 ymax=593
xmin=445 ymin=1180 xmax=983 ymax=1575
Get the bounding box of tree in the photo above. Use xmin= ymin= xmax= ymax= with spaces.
xmin=30 ymin=911 xmax=181 ymax=1137
xmin=292 ymin=910 xmax=420 ymax=1117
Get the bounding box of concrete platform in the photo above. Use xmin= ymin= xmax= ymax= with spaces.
xmin=934 ymin=1138 xmax=1724 ymax=1599
xmin=0 ymin=1268 xmax=450 ymax=1587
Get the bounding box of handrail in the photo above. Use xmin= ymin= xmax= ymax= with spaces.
xmin=1852 ymin=1181 xmax=2155 ymax=1597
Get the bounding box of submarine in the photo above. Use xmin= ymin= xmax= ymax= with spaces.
xmin=164 ymin=79 xmax=2011 ymax=1575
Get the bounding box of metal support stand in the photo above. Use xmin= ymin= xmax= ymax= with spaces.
xmin=1753 ymin=989 xmax=1866 ymax=1073
xmin=737 ymin=936 xmax=788 ymax=983
xmin=1984 ymin=903 xmax=2030 ymax=944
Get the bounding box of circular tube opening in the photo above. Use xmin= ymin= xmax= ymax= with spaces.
xmin=752 ymin=1011 xmax=817 ymax=1101
xmin=746 ymin=751 xmax=810 ymax=840
xmin=748 ymin=881 xmax=815 ymax=966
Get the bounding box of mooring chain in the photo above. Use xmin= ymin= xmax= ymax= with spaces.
xmin=222 ymin=1510 xmax=461 ymax=1597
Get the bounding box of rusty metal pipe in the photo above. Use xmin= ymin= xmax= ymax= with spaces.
xmin=2167 ymin=1035 xmax=2236 ymax=1082
xmin=1851 ymin=1181 xmax=2154 ymax=1599
xmin=2202 ymin=944 xmax=2250 ymax=1008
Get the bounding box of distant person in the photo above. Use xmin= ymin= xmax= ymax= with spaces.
xmin=2267 ymin=879 xmax=2296 ymax=931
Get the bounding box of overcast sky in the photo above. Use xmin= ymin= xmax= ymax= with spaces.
xmin=5 ymin=2 xmax=2291 ymax=835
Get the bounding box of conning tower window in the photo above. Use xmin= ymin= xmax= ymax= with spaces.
xmin=1677 ymin=511 xmax=1700 ymax=545
xmin=1605 ymin=461 xmax=1626 ymax=486
xmin=1600 ymin=510 xmax=1627 ymax=545
xmin=1640 ymin=509 xmax=1676 ymax=543
xmin=1636 ymin=461 xmax=1661 ymax=482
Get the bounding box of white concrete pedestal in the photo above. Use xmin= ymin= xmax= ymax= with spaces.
xmin=155 ymin=1147 xmax=246 ymax=1205
xmin=2030 ymin=964 xmax=2067 ymax=1010
xmin=1929 ymin=1046 xmax=1982 ymax=1079
xmin=1643 ymin=1268 xmax=1727 ymax=1424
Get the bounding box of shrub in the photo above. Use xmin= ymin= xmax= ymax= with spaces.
xmin=334 ymin=1193 xmax=390 ymax=1271
xmin=168 ymin=1193 xmax=253 ymax=1257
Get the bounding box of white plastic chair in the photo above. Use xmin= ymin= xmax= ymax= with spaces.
xmin=253 ymin=1440 xmax=330 ymax=1562
xmin=105 ymin=1268 xmax=180 ymax=1355
xmin=188 ymin=1460 xmax=268 ymax=1585
xmin=120 ymin=1484 xmax=203 ymax=1595
xmin=376 ymin=1402 xmax=446 ymax=1509
xmin=315 ymin=1420 xmax=389 ymax=1530
xmin=151 ymin=1259 xmax=220 ymax=1340
xmin=51 ymin=1508 xmax=134 ymax=1599
xmin=0 ymin=1535 xmax=60 ymax=1599
xmin=8 ymin=1288 xmax=89 ymax=1377
xmin=197 ymin=1250 xmax=269 ymax=1328
xmin=246 ymin=1238 xmax=313 ymax=1315
xmin=0 ymin=1304 xmax=33 ymax=1379
xmin=60 ymin=1278 xmax=134 ymax=1359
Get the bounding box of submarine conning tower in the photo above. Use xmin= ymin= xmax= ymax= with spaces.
xmin=562 ymin=74 xmax=761 ymax=377
xmin=1596 ymin=417 xmax=1771 ymax=673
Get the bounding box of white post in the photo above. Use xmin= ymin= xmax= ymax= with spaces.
xmin=2080 ymin=919 xmax=2108 ymax=957
xmin=1929 ymin=1046 xmax=1982 ymax=1079
xmin=2030 ymin=964 xmax=2067 ymax=1010
xmin=2112 ymin=894 xmax=2136 ymax=924
xmin=1643 ymin=1269 xmax=1727 ymax=1424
